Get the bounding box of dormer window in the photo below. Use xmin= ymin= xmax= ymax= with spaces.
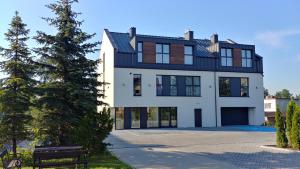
xmin=184 ymin=46 xmax=193 ymax=65
xmin=156 ymin=44 xmax=169 ymax=64
xmin=221 ymin=48 xmax=232 ymax=66
xmin=137 ymin=42 xmax=143 ymax=62
xmin=242 ymin=50 xmax=252 ymax=67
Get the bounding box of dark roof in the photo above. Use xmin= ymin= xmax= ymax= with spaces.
xmin=105 ymin=29 xmax=259 ymax=58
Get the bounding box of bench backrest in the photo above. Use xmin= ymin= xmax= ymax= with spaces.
xmin=33 ymin=147 xmax=87 ymax=161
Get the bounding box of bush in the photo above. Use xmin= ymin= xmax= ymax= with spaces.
xmin=275 ymin=106 xmax=288 ymax=148
xmin=286 ymin=100 xmax=296 ymax=144
xmin=291 ymin=107 xmax=300 ymax=149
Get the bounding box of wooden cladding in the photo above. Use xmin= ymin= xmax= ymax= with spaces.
xmin=143 ymin=42 xmax=156 ymax=63
xmin=170 ymin=44 xmax=184 ymax=64
xmin=233 ymin=48 xmax=242 ymax=67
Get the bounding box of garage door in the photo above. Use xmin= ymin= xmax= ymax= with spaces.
xmin=221 ymin=107 xmax=248 ymax=126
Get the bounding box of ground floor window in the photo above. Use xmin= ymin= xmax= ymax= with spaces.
xmin=114 ymin=107 xmax=177 ymax=129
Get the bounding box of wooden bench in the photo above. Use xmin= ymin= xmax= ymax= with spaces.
xmin=0 ymin=148 xmax=22 ymax=169
xmin=33 ymin=146 xmax=87 ymax=169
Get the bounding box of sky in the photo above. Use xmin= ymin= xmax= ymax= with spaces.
xmin=0 ymin=0 xmax=300 ymax=95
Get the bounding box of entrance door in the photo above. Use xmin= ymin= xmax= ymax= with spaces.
xmin=194 ymin=109 xmax=202 ymax=127
xmin=159 ymin=107 xmax=177 ymax=128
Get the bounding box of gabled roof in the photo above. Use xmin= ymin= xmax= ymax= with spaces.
xmin=109 ymin=32 xmax=134 ymax=53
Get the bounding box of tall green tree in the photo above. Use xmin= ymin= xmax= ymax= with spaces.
xmin=275 ymin=106 xmax=288 ymax=148
xmin=0 ymin=12 xmax=34 ymax=156
xmin=33 ymin=0 xmax=111 ymax=148
xmin=264 ymin=88 xmax=269 ymax=98
xmin=291 ymin=107 xmax=300 ymax=149
xmin=275 ymin=89 xmax=292 ymax=99
xmin=286 ymin=100 xmax=296 ymax=144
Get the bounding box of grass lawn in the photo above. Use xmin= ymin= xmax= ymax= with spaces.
xmin=1 ymin=150 xmax=132 ymax=169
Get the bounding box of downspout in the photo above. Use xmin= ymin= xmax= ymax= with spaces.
xmin=214 ymin=70 xmax=218 ymax=127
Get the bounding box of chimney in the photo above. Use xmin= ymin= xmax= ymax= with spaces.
xmin=211 ymin=34 xmax=218 ymax=44
xmin=184 ymin=30 xmax=193 ymax=40
xmin=128 ymin=27 xmax=136 ymax=39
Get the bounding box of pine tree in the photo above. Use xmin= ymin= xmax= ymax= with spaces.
xmin=0 ymin=12 xmax=34 ymax=156
xmin=33 ymin=0 xmax=111 ymax=148
xmin=291 ymin=107 xmax=300 ymax=149
xmin=275 ymin=106 xmax=288 ymax=148
xmin=286 ymin=100 xmax=296 ymax=145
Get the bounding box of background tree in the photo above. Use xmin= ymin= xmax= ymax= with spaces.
xmin=33 ymin=0 xmax=112 ymax=149
xmin=0 ymin=12 xmax=34 ymax=156
xmin=291 ymin=107 xmax=300 ymax=149
xmin=275 ymin=106 xmax=288 ymax=148
xmin=275 ymin=89 xmax=292 ymax=99
xmin=286 ymin=100 xmax=296 ymax=145
xmin=264 ymin=88 xmax=269 ymax=98
xmin=296 ymin=94 xmax=300 ymax=100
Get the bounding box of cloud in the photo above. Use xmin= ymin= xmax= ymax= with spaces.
xmin=255 ymin=29 xmax=300 ymax=47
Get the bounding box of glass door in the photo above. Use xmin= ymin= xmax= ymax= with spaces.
xmin=131 ymin=108 xmax=140 ymax=128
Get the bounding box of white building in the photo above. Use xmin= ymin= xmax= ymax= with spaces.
xmin=264 ymin=97 xmax=300 ymax=123
xmin=98 ymin=27 xmax=264 ymax=129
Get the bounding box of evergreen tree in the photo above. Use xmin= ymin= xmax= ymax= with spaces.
xmin=33 ymin=0 xmax=111 ymax=148
xmin=275 ymin=106 xmax=288 ymax=148
xmin=291 ymin=107 xmax=300 ymax=149
xmin=0 ymin=12 xmax=34 ymax=156
xmin=286 ymin=100 xmax=296 ymax=144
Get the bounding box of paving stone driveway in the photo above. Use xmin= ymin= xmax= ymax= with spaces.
xmin=105 ymin=127 xmax=300 ymax=169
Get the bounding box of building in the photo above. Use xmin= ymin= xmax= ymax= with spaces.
xmin=264 ymin=97 xmax=300 ymax=123
xmin=98 ymin=27 xmax=264 ymax=129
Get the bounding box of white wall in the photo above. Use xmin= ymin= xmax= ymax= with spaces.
xmin=97 ymin=31 xmax=115 ymax=112
xmin=216 ymin=72 xmax=265 ymax=126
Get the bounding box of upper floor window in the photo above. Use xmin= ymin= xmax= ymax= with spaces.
xmin=156 ymin=75 xmax=163 ymax=96
xmin=221 ymin=48 xmax=232 ymax=66
xmin=184 ymin=46 xmax=193 ymax=65
xmin=264 ymin=103 xmax=271 ymax=109
xmin=137 ymin=42 xmax=143 ymax=62
xmin=156 ymin=44 xmax=169 ymax=64
xmin=185 ymin=76 xmax=201 ymax=96
xmin=219 ymin=77 xmax=231 ymax=96
xmin=133 ymin=74 xmax=141 ymax=96
xmin=240 ymin=77 xmax=249 ymax=97
xmin=242 ymin=50 xmax=252 ymax=67
xmin=170 ymin=76 xmax=177 ymax=96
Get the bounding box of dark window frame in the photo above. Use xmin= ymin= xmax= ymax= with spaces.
xmin=219 ymin=77 xmax=250 ymax=97
xmin=184 ymin=46 xmax=193 ymax=65
xmin=185 ymin=76 xmax=201 ymax=97
xmin=156 ymin=43 xmax=170 ymax=64
xmin=241 ymin=49 xmax=252 ymax=67
xmin=137 ymin=42 xmax=143 ymax=63
xmin=220 ymin=48 xmax=233 ymax=67
xmin=170 ymin=75 xmax=178 ymax=96
xmin=219 ymin=77 xmax=231 ymax=97
xmin=156 ymin=75 xmax=163 ymax=96
xmin=133 ymin=74 xmax=142 ymax=96
xmin=240 ymin=77 xmax=249 ymax=97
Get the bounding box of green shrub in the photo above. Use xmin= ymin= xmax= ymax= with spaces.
xmin=286 ymin=100 xmax=296 ymax=144
xmin=275 ymin=106 xmax=288 ymax=148
xmin=291 ymin=107 xmax=300 ymax=149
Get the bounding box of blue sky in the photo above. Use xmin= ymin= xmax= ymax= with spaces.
xmin=1 ymin=0 xmax=300 ymax=95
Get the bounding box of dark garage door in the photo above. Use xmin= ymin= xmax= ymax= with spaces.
xmin=221 ymin=107 xmax=248 ymax=126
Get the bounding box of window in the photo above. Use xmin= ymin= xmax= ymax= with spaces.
xmin=170 ymin=76 xmax=177 ymax=96
xmin=221 ymin=48 xmax=233 ymax=66
xmin=242 ymin=50 xmax=252 ymax=67
xmin=137 ymin=42 xmax=143 ymax=62
xmin=184 ymin=46 xmax=193 ymax=64
xmin=156 ymin=75 xmax=163 ymax=96
xmin=133 ymin=74 xmax=141 ymax=96
xmin=115 ymin=107 xmax=124 ymax=129
xmin=156 ymin=44 xmax=169 ymax=64
xmin=264 ymin=103 xmax=271 ymax=109
xmin=147 ymin=107 xmax=159 ymax=128
xmin=131 ymin=108 xmax=140 ymax=128
xmin=240 ymin=78 xmax=249 ymax=97
xmin=219 ymin=78 xmax=231 ymax=96
xmin=185 ymin=76 xmax=201 ymax=96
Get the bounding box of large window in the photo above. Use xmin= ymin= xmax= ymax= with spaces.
xmin=137 ymin=42 xmax=143 ymax=62
xmin=240 ymin=78 xmax=249 ymax=97
xmin=147 ymin=107 xmax=159 ymax=128
xmin=131 ymin=108 xmax=140 ymax=128
xmin=170 ymin=76 xmax=177 ymax=96
xmin=185 ymin=76 xmax=201 ymax=96
xmin=156 ymin=44 xmax=169 ymax=64
xmin=115 ymin=107 xmax=124 ymax=129
xmin=156 ymin=75 xmax=163 ymax=96
xmin=221 ymin=48 xmax=233 ymax=66
xmin=159 ymin=107 xmax=177 ymax=127
xmin=184 ymin=46 xmax=193 ymax=65
xmin=133 ymin=74 xmax=141 ymax=96
xmin=242 ymin=50 xmax=252 ymax=67
xmin=219 ymin=77 xmax=231 ymax=96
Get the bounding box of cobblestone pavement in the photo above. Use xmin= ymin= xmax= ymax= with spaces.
xmin=105 ymin=128 xmax=300 ymax=169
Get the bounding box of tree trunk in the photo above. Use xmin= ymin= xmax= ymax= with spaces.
xmin=12 ymin=138 xmax=17 ymax=158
